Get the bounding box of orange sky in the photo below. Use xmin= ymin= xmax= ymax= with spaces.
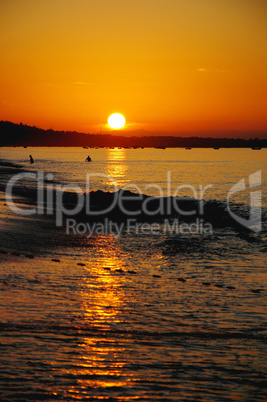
xmin=0 ymin=0 xmax=267 ymax=136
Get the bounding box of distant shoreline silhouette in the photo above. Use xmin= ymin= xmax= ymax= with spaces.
xmin=0 ymin=121 xmax=266 ymax=148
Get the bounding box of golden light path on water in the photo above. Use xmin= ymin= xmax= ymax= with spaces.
xmin=76 ymin=236 xmax=136 ymax=393
xmin=105 ymin=147 xmax=129 ymax=189
xmin=81 ymin=236 xmax=125 ymax=328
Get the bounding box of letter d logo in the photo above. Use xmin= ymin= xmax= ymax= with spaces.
xmin=227 ymin=171 xmax=262 ymax=232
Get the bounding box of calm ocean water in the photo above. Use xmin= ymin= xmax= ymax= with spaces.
xmin=0 ymin=147 xmax=266 ymax=401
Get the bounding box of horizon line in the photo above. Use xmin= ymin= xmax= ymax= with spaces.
xmin=1 ymin=120 xmax=267 ymax=140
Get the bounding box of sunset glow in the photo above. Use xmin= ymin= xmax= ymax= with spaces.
xmin=1 ymin=1 xmax=266 ymax=396
xmin=0 ymin=0 xmax=267 ymax=136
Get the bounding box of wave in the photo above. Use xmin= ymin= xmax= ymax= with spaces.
xmin=1 ymin=160 xmax=266 ymax=234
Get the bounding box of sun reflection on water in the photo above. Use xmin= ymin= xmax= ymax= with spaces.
xmin=74 ymin=235 xmax=137 ymax=394
xmin=105 ymin=147 xmax=128 ymax=188
xmin=80 ymin=235 xmax=127 ymax=328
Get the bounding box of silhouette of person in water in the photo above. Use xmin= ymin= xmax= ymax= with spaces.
xmin=85 ymin=155 xmax=92 ymax=162
xmin=29 ymin=155 xmax=34 ymax=164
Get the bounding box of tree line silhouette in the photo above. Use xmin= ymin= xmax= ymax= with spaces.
xmin=0 ymin=121 xmax=266 ymax=148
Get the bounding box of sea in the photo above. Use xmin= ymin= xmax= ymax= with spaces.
xmin=0 ymin=147 xmax=266 ymax=401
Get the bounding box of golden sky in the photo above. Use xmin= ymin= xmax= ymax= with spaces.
xmin=0 ymin=0 xmax=267 ymax=135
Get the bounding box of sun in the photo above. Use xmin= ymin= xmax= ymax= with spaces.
xmin=108 ymin=113 xmax=126 ymax=129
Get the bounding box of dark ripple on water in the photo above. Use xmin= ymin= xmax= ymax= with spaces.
xmin=0 ymin=323 xmax=266 ymax=401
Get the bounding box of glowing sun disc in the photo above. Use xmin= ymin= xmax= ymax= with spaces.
xmin=108 ymin=113 xmax=125 ymax=129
